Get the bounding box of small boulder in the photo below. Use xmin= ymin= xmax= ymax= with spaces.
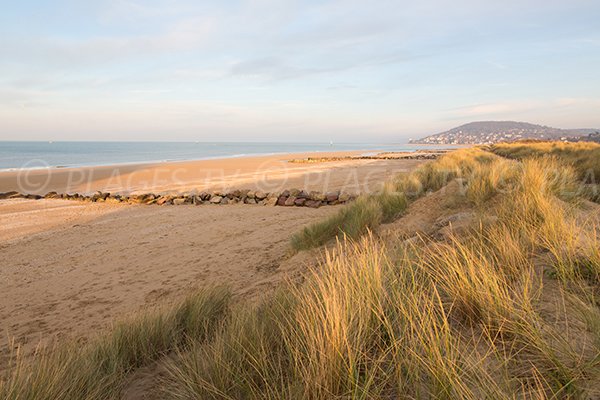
xmin=44 ymin=191 xmax=59 ymax=199
xmin=210 ymin=195 xmax=223 ymax=204
xmin=173 ymin=198 xmax=186 ymax=205
xmin=0 ymin=191 xmax=18 ymax=199
xmin=192 ymin=195 xmax=203 ymax=205
xmin=277 ymin=196 xmax=288 ymax=206
xmin=310 ymin=191 xmax=327 ymax=201
xmin=284 ymin=196 xmax=297 ymax=206
xmin=156 ymin=196 xmax=172 ymax=206
xmin=105 ymin=196 xmax=122 ymax=204
xmin=142 ymin=194 xmax=156 ymax=204
xmin=325 ymin=191 xmax=339 ymax=202
xmin=305 ymin=200 xmax=321 ymax=208
xmin=294 ymin=198 xmax=306 ymax=206
xmin=255 ymin=191 xmax=267 ymax=200
xmin=296 ymin=190 xmax=309 ymax=199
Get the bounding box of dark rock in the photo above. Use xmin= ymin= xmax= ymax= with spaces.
xmin=0 ymin=191 xmax=19 ymax=200
xmin=296 ymin=190 xmax=309 ymax=199
xmin=294 ymin=198 xmax=306 ymax=206
xmin=305 ymin=200 xmax=321 ymax=208
xmin=277 ymin=196 xmax=288 ymax=206
xmin=141 ymin=194 xmax=156 ymax=204
xmin=192 ymin=195 xmax=203 ymax=205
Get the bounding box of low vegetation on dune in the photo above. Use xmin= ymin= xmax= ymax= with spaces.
xmin=2 ymin=143 xmax=600 ymax=399
xmin=489 ymin=141 xmax=600 ymax=202
xmin=0 ymin=288 xmax=231 ymax=399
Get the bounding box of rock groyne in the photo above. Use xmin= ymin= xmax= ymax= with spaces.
xmin=0 ymin=189 xmax=357 ymax=208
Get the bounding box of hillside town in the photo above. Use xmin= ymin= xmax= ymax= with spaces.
xmin=410 ymin=121 xmax=598 ymax=144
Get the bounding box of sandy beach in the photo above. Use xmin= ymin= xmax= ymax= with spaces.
xmin=0 ymin=151 xmax=424 ymax=196
xmin=0 ymin=152 xmax=426 ymax=367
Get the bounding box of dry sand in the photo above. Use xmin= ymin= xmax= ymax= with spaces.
xmin=0 ymin=154 xmax=426 ymax=368
xmin=0 ymin=199 xmax=336 ymax=366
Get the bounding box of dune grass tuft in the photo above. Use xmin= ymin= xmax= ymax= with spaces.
xmin=0 ymin=287 xmax=231 ymax=400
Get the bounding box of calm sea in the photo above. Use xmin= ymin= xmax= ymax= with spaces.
xmin=0 ymin=141 xmax=447 ymax=171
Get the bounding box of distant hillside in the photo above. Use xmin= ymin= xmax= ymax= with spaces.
xmin=410 ymin=121 xmax=599 ymax=144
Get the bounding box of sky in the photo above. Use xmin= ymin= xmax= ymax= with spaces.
xmin=1 ymin=0 xmax=599 ymax=142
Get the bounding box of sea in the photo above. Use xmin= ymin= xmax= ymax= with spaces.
xmin=0 ymin=141 xmax=451 ymax=171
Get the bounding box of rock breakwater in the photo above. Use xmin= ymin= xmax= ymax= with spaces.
xmin=0 ymin=189 xmax=357 ymax=208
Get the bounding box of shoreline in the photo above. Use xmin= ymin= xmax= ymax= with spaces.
xmin=0 ymin=143 xmax=462 ymax=172
xmin=0 ymin=149 xmax=434 ymax=196
xmin=0 ymin=149 xmax=362 ymax=173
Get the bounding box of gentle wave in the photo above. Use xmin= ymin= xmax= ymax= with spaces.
xmin=0 ymin=141 xmax=450 ymax=171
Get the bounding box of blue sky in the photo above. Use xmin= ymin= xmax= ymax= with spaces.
xmin=1 ymin=0 xmax=599 ymax=142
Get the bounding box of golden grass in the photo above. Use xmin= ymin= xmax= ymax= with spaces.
xmin=490 ymin=142 xmax=600 ymax=201
xmin=290 ymin=189 xmax=407 ymax=251
xmin=0 ymin=287 xmax=231 ymax=400
xmin=292 ymin=148 xmax=498 ymax=251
